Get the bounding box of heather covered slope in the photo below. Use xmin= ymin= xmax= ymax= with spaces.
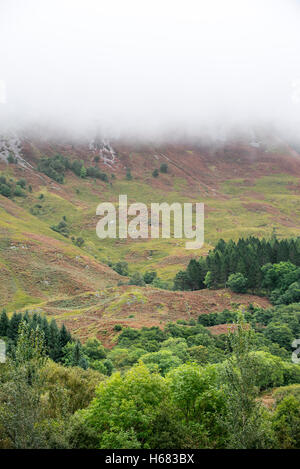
xmin=0 ymin=134 xmax=299 ymax=334
xmin=0 ymin=192 xmax=122 ymax=311
xmin=42 ymin=285 xmax=270 ymax=346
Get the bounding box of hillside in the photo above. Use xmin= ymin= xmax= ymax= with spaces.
xmin=41 ymin=285 xmax=271 ymax=346
xmin=0 ymin=133 xmax=299 ymax=340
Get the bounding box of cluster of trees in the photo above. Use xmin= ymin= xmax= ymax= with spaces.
xmin=152 ymin=163 xmax=168 ymax=177
xmin=128 ymin=272 xmax=171 ymax=289
xmin=0 ymin=311 xmax=113 ymax=374
xmin=110 ymin=261 xmax=129 ymax=276
xmin=108 ymin=262 xmax=170 ymax=289
xmin=50 ymin=216 xmax=85 ymax=246
xmin=0 ymin=176 xmax=31 ymax=199
xmin=0 ymin=311 xmax=74 ymax=363
xmin=0 ymin=315 xmax=299 ymax=449
xmin=107 ymin=309 xmax=300 ymax=378
xmin=50 ymin=217 xmax=70 ymax=237
xmin=174 ymin=237 xmax=300 ymax=302
xmin=37 ymin=153 xmax=109 ymax=184
xmin=198 ymin=303 xmax=300 ymax=357
xmin=261 ymin=262 xmax=300 ymax=305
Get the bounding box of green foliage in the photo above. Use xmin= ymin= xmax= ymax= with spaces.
xmin=16 ymin=178 xmax=26 ymax=189
xmin=249 ymin=351 xmax=285 ymax=390
xmin=141 ymin=349 xmax=182 ymax=375
xmin=272 ymin=395 xmax=300 ymax=448
xmin=0 ymin=182 xmax=12 ymax=198
xmin=126 ymin=168 xmax=132 ymax=180
xmin=15 ymin=320 xmax=46 ymax=368
xmin=152 ymin=169 xmax=159 ymax=178
xmin=0 ymin=322 xmax=47 ymax=448
xmin=143 ymin=271 xmax=157 ymax=284
xmin=50 ymin=219 xmax=69 ymax=237
xmin=37 ymin=154 xmax=108 ymax=183
xmin=86 ymin=166 xmax=108 ymax=181
xmin=38 ymin=154 xmax=69 ymax=183
xmin=112 ymin=261 xmax=129 ymax=276
xmin=80 ymin=165 xmax=87 ymax=178
xmin=173 ymin=237 xmax=300 ymax=302
xmin=160 ymin=163 xmax=168 ymax=173
xmin=0 ymin=176 xmax=28 ymax=199
xmin=63 ymin=341 xmax=89 ymax=369
xmin=264 ymin=322 xmax=294 ymax=350
xmin=83 ymin=338 xmax=106 ymax=361
xmin=0 ymin=320 xmax=102 ymax=449
xmin=220 ymin=316 xmax=274 ymax=448
xmin=227 ymin=272 xmax=248 ymax=293
xmin=71 ymin=160 xmax=84 ymax=177
xmin=0 ymin=310 xmax=9 ymax=337
xmin=13 ymin=185 xmax=26 ymax=197
xmin=73 ymin=237 xmax=85 ymax=248
xmin=128 ymin=272 xmax=145 ymax=286
xmin=167 ymin=363 xmax=226 ymax=447
xmin=204 ymin=271 xmax=213 ymax=289
xmin=41 ymin=360 xmax=103 ymax=415
xmin=152 ymin=277 xmax=171 ymax=289
xmin=1 ymin=312 xmax=74 ymax=365
xmin=0 ymin=312 xmax=299 ymax=449
xmin=81 ymin=363 xmax=178 ymax=449
xmin=174 ymin=259 xmax=208 ymax=291
xmin=7 ymin=153 xmax=16 ymax=164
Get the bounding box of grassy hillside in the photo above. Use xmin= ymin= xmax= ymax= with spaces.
xmin=0 ymin=136 xmax=299 ymax=339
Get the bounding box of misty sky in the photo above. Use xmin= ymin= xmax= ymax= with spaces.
xmin=1 ymin=0 xmax=300 ymax=139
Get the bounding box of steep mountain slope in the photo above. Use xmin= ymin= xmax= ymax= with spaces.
xmin=0 ymin=133 xmax=299 ymax=340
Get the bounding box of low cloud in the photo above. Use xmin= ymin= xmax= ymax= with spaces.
xmin=1 ymin=0 xmax=300 ymax=140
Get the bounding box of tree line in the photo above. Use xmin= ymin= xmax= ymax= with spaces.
xmin=174 ymin=237 xmax=300 ymax=304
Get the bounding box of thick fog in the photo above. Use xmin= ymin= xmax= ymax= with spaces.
xmin=1 ymin=0 xmax=300 ymax=140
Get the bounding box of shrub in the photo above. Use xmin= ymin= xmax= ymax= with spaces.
xmin=0 ymin=183 xmax=12 ymax=198
xmin=7 ymin=153 xmax=16 ymax=164
xmin=16 ymin=178 xmax=26 ymax=189
xmin=51 ymin=219 xmax=69 ymax=237
xmin=74 ymin=237 xmax=85 ymax=248
xmin=112 ymin=262 xmax=129 ymax=276
xmin=80 ymin=166 xmax=87 ymax=178
xmin=129 ymin=273 xmax=145 ymax=286
xmin=143 ymin=271 xmax=157 ymax=284
xmin=86 ymin=167 xmax=108 ymax=181
xmin=13 ymin=185 xmax=26 ymax=197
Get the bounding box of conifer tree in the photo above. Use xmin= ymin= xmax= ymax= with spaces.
xmin=7 ymin=313 xmax=22 ymax=341
xmin=48 ymin=319 xmax=60 ymax=361
xmin=0 ymin=309 xmax=9 ymax=337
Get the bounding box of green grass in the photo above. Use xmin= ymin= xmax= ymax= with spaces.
xmin=0 ymin=161 xmax=299 ymax=315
